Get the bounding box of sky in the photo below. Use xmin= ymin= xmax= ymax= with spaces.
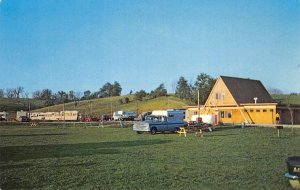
xmin=0 ymin=0 xmax=300 ymax=96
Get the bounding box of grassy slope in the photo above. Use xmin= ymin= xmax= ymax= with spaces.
xmin=34 ymin=95 xmax=190 ymax=115
xmin=1 ymin=94 xmax=298 ymax=114
xmin=0 ymin=98 xmax=44 ymax=112
xmin=272 ymin=94 xmax=300 ymax=105
xmin=0 ymin=125 xmax=299 ymax=189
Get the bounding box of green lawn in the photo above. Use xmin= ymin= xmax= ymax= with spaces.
xmin=0 ymin=125 xmax=299 ymax=189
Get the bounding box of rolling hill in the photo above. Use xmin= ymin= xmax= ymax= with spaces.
xmin=1 ymin=94 xmax=299 ymax=115
xmin=33 ymin=95 xmax=190 ymax=115
xmin=271 ymin=94 xmax=300 ymax=105
xmin=0 ymin=98 xmax=45 ymax=112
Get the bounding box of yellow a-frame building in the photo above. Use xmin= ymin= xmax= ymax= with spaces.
xmin=186 ymin=76 xmax=278 ymax=125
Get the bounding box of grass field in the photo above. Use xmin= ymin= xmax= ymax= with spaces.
xmin=0 ymin=124 xmax=299 ymax=189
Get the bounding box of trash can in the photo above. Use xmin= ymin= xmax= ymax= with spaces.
xmin=284 ymin=156 xmax=300 ymax=189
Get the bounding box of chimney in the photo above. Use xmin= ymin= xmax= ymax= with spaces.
xmin=254 ymin=97 xmax=258 ymax=104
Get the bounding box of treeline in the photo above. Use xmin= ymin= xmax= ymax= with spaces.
xmin=0 ymin=73 xmax=216 ymax=107
xmin=31 ymin=81 xmax=122 ymax=106
xmin=0 ymin=82 xmax=122 ymax=106
xmin=134 ymin=73 xmax=216 ymax=105
xmin=2 ymin=72 xmax=299 ymax=109
xmin=175 ymin=73 xmax=216 ymax=104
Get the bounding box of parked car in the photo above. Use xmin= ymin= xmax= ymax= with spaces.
xmin=121 ymin=115 xmax=135 ymax=121
xmin=101 ymin=115 xmax=112 ymax=121
xmin=19 ymin=116 xmax=30 ymax=122
xmin=284 ymin=156 xmax=300 ymax=189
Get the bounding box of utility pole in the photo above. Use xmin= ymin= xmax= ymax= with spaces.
xmin=63 ymin=102 xmax=65 ymax=128
xmin=89 ymin=101 xmax=92 ymax=115
xmin=197 ymin=90 xmax=200 ymax=117
xmin=136 ymin=101 xmax=139 ymax=117
xmin=110 ymin=102 xmax=113 ymax=117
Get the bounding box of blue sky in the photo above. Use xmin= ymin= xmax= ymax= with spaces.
xmin=0 ymin=0 xmax=299 ymax=96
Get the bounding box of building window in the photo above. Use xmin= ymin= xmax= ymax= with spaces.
xmin=221 ymin=111 xmax=225 ymax=118
xmin=270 ymin=109 xmax=274 ymax=112
xmin=227 ymin=111 xmax=232 ymax=118
xmin=216 ymin=92 xmax=225 ymax=100
xmin=250 ymin=109 xmax=253 ymax=112
xmin=256 ymin=109 xmax=260 ymax=112
xmin=222 ymin=93 xmax=225 ymax=100
xmin=193 ymin=111 xmax=198 ymax=115
xmin=263 ymin=109 xmax=267 ymax=112
xmin=216 ymin=92 xmax=220 ymax=99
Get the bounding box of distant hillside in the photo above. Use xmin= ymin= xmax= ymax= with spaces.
xmin=34 ymin=95 xmax=190 ymax=115
xmin=0 ymin=98 xmax=45 ymax=112
xmin=271 ymin=94 xmax=300 ymax=105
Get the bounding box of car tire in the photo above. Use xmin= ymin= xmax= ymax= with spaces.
xmin=150 ymin=127 xmax=157 ymax=135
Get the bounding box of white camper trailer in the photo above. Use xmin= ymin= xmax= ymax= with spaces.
xmin=0 ymin=111 xmax=8 ymax=121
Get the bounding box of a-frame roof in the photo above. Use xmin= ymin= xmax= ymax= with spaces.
xmin=220 ymin=76 xmax=276 ymax=104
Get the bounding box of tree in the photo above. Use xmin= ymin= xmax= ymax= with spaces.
xmin=6 ymin=88 xmax=15 ymax=98
xmin=75 ymin=91 xmax=83 ymax=100
xmin=192 ymin=73 xmax=216 ymax=104
xmin=99 ymin=82 xmax=113 ymax=97
xmin=124 ymin=97 xmax=130 ymax=104
xmin=135 ymin=90 xmax=147 ymax=101
xmin=112 ymin=81 xmax=122 ymax=96
xmin=286 ymin=94 xmax=295 ymax=125
xmin=39 ymin=89 xmax=54 ymax=106
xmin=57 ymin=90 xmax=68 ymax=103
xmin=0 ymin=89 xmax=4 ymax=98
xmin=68 ymin=91 xmax=75 ymax=101
xmin=175 ymin=76 xmax=191 ymax=99
xmin=90 ymin=92 xmax=99 ymax=99
xmin=268 ymin=88 xmax=283 ymax=95
xmin=23 ymin=92 xmax=29 ymax=99
xmin=150 ymin=84 xmax=167 ymax=98
xmin=14 ymin=86 xmax=24 ymax=98
xmin=32 ymin=90 xmax=42 ymax=99
xmin=41 ymin=89 xmax=52 ymax=100
xmin=83 ymin=90 xmax=91 ymax=100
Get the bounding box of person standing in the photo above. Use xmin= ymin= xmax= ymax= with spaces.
xmin=275 ymin=113 xmax=280 ymax=124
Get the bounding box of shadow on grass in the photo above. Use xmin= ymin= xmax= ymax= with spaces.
xmin=0 ymin=133 xmax=68 ymax=137
xmin=0 ymin=163 xmax=33 ymax=170
xmin=213 ymin=125 xmax=243 ymax=132
xmin=204 ymin=133 xmax=237 ymax=138
xmin=0 ymin=139 xmax=171 ymax=162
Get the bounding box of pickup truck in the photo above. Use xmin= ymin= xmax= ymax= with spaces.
xmin=133 ymin=112 xmax=187 ymax=134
